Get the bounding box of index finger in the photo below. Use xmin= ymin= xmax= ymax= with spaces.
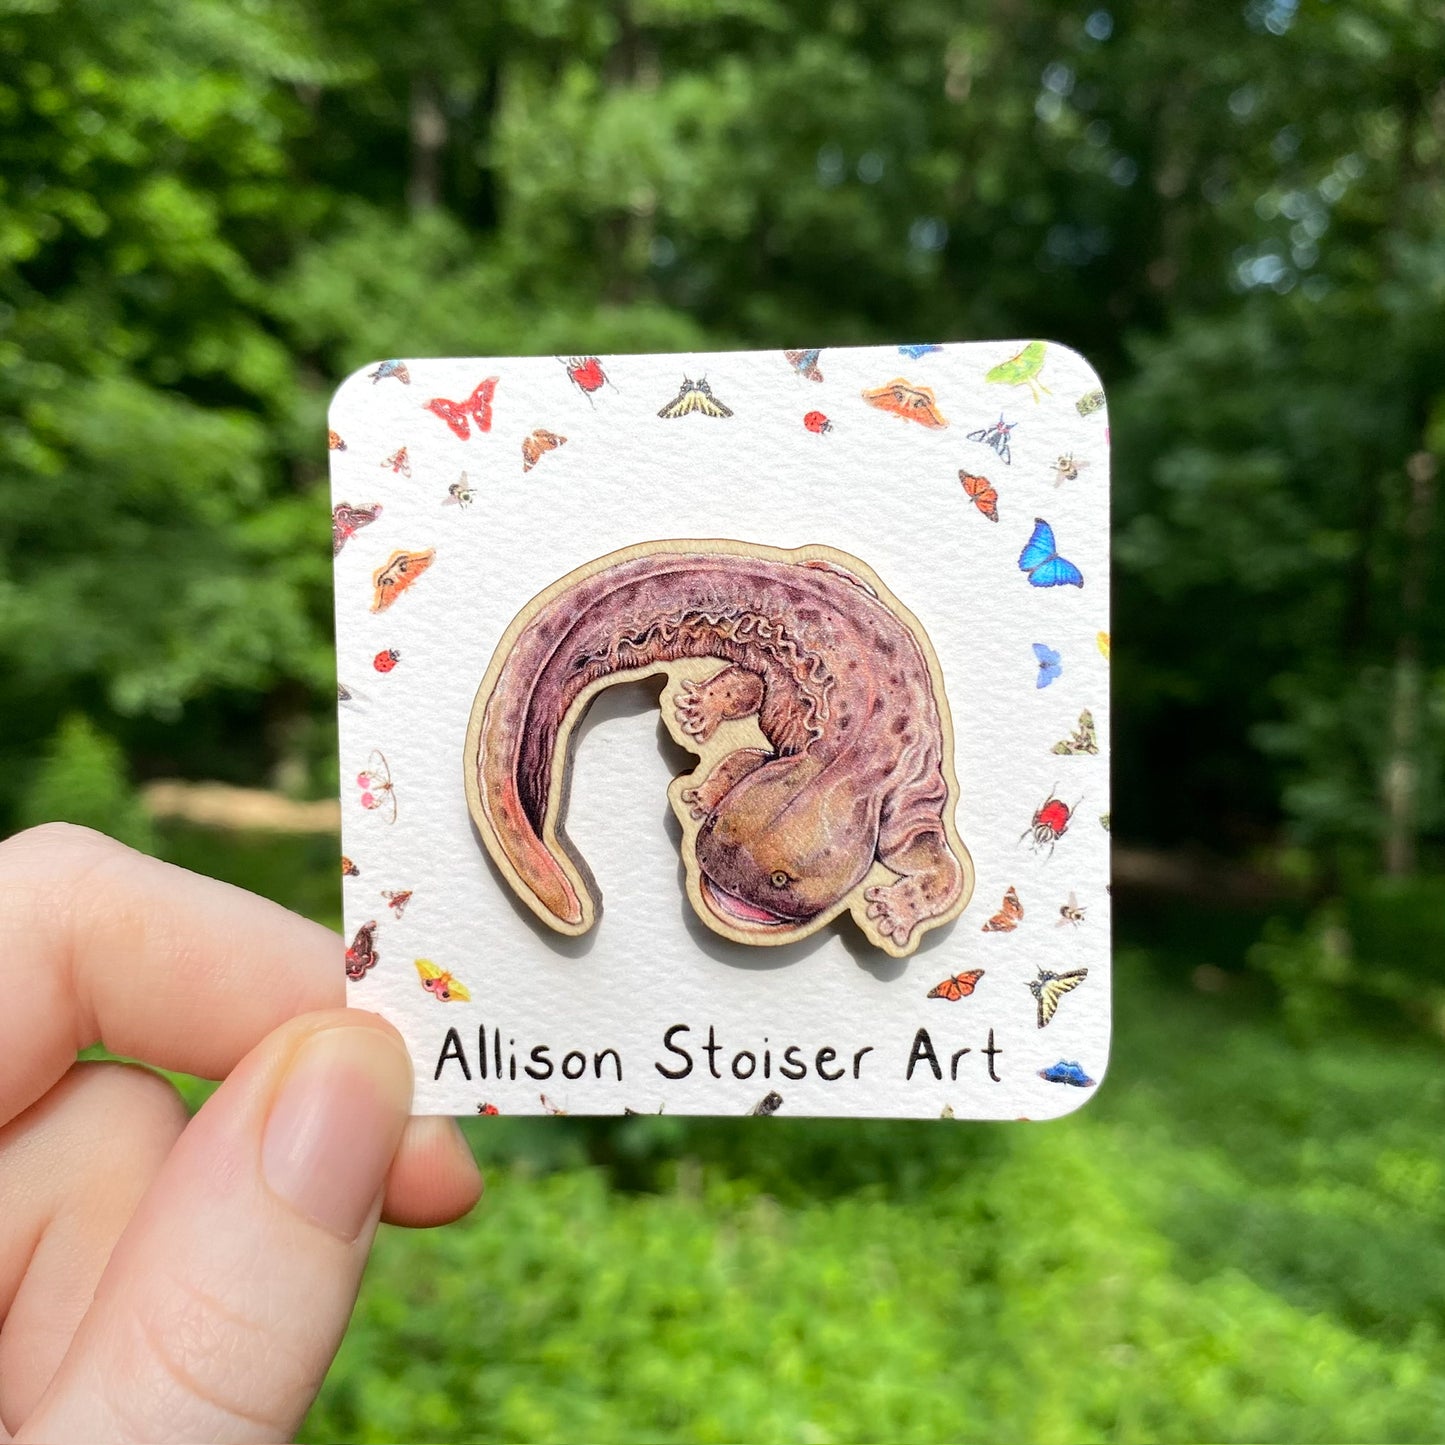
xmin=0 ymin=824 xmax=342 ymax=1125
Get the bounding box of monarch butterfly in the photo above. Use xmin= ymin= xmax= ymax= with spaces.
xmin=1028 ymin=966 xmax=1088 ymax=1028
xmin=1018 ymin=518 xmax=1083 ymax=589
xmin=658 ymin=377 xmax=734 ymax=419
xmin=426 ymin=378 xmax=498 ymax=440
xmin=981 ymin=886 xmax=1023 ymax=933
xmin=332 ymin=501 xmax=382 ymax=556
xmin=750 ymin=1091 xmax=783 ymax=1116
xmin=415 ymin=958 xmax=470 ymax=1003
xmin=960 ymin=471 xmax=999 ymax=522
xmin=1052 ymin=709 xmax=1099 ymax=755
xmin=927 ymin=968 xmax=985 ymax=1000
xmin=784 ymin=348 xmax=824 ymax=382
xmin=382 ymin=888 xmax=412 ymax=918
xmin=370 ymin=547 xmax=435 ymax=613
xmin=521 ymin=428 xmax=566 ymax=472
xmin=356 ymin=749 xmax=397 ymax=824
xmin=861 ymin=379 xmax=948 ymax=428
xmin=345 ymin=920 xmax=378 ymax=980
xmin=967 ymin=414 xmax=1015 ymax=464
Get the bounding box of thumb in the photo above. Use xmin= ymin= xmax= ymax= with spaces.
xmin=19 ymin=1011 xmax=413 ymax=1445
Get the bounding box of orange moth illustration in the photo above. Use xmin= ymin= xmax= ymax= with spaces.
xmin=465 ymin=539 xmax=973 ymax=957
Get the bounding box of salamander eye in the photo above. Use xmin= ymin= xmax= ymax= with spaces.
xmin=769 ymin=870 xmax=790 ymax=889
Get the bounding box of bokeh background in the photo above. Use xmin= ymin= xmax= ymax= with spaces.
xmin=4 ymin=0 xmax=1444 ymax=1439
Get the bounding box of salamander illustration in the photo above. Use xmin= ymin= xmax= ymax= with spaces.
xmin=464 ymin=539 xmax=973 ymax=957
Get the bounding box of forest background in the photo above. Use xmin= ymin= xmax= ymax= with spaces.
xmin=2 ymin=1 xmax=1443 ymax=1440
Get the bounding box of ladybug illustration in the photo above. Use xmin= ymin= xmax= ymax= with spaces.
xmin=477 ymin=1102 xmax=500 ymax=1116
xmin=373 ymin=648 xmax=400 ymax=673
xmin=1021 ymin=787 xmax=1077 ymax=855
xmin=803 ymin=410 xmax=832 ymax=434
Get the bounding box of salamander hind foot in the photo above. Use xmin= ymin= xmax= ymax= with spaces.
xmin=862 ymin=831 xmax=967 ymax=954
xmin=680 ymin=748 xmax=771 ymax=820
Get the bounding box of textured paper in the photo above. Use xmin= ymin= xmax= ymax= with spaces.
xmin=330 ymin=343 xmax=1111 ymax=1118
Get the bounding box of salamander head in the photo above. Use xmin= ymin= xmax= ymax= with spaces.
xmin=692 ymin=758 xmax=874 ymax=936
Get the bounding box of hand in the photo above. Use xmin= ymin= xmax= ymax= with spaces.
xmin=0 ymin=824 xmax=483 ymax=1443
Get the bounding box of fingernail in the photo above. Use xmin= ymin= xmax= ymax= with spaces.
xmin=262 ymin=1025 xmax=413 ymax=1241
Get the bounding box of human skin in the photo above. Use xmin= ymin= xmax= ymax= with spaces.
xmin=468 ymin=540 xmax=972 ymax=957
xmin=0 ymin=824 xmax=483 ymax=1444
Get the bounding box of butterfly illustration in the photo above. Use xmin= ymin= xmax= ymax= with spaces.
xmin=804 ymin=410 xmax=832 ymax=434
xmin=1097 ymin=632 xmax=1111 ymax=661
xmin=898 ymin=343 xmax=943 ymax=359
xmin=750 ymin=1091 xmax=783 ymax=1116
xmin=345 ymin=920 xmax=378 ymax=981
xmin=861 ymin=379 xmax=948 ymax=428
xmin=477 ymin=1102 xmax=500 ymax=1115
xmin=356 ymin=749 xmax=397 ymax=823
xmin=967 ymin=414 xmax=1016 ymax=464
xmin=1039 ymin=1060 xmax=1096 ymax=1087
xmin=1022 ymin=787 xmax=1076 ymax=855
xmin=559 ymin=355 xmax=614 ymax=400
xmin=1057 ymin=893 xmax=1086 ymax=927
xmin=981 ymin=885 xmax=1023 ymax=933
xmin=382 ymin=447 xmax=411 ymax=477
xmin=1099 ymin=813 xmax=1111 ymax=832
xmin=416 ymin=958 xmax=470 ymax=1003
xmin=1018 ymin=518 xmax=1084 ymax=589
xmin=540 ymin=1093 xmax=568 ymax=1115
xmin=332 ymin=501 xmax=383 ymax=557
xmin=1033 ymin=643 xmax=1062 ymax=688
xmin=382 ymin=888 xmax=412 ymax=918
xmin=623 ymin=1103 xmax=666 ymax=1116
xmin=337 ymin=682 xmax=359 ymax=706
xmin=341 ymin=855 xmax=359 ymax=877
xmin=1052 ymin=709 xmax=1099 ymax=755
xmin=928 ymin=968 xmax=985 ymax=999
xmin=1029 ymin=967 xmax=1088 ymax=1028
xmin=369 ymin=360 xmax=410 ymax=384
xmin=784 ymin=348 xmax=824 ymax=382
xmin=940 ymin=1103 xmax=956 ymax=1118
xmin=371 ymin=547 xmax=435 ymax=613
xmin=1052 ymin=452 xmax=1085 ymax=486
xmin=658 ymin=377 xmax=734 ymax=419
xmin=328 ymin=429 xmax=347 ymax=451
xmin=425 ymin=378 xmax=498 ymax=440
xmin=960 ymin=471 xmax=999 ymax=522
xmin=443 ymin=474 xmax=476 ymax=508
xmin=1076 ymin=389 xmax=1106 ymax=417
xmin=521 ymin=428 xmax=566 ymax=472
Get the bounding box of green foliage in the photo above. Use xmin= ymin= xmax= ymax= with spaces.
xmin=15 ymin=712 xmax=155 ymax=849
xmin=301 ymin=944 xmax=1445 ymax=1444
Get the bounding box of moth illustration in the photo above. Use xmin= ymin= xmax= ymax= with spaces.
xmin=1033 ymin=643 xmax=1062 ymax=689
xmin=750 ymin=1091 xmax=784 ymax=1116
xmin=1076 ymin=389 xmax=1106 ymax=417
xmin=370 ymin=547 xmax=435 ymax=613
xmin=426 ymin=378 xmax=498 ymax=440
xmin=540 ymin=1093 xmax=568 ymax=1115
xmin=345 ymin=920 xmax=378 ymax=980
xmin=658 ymin=377 xmax=734 ymax=419
xmin=861 ymin=379 xmax=948 ymax=428
xmin=784 ymin=348 xmax=824 ymax=382
xmin=382 ymin=447 xmax=411 ymax=476
xmin=927 ymin=968 xmax=985 ymax=1000
xmin=332 ymin=501 xmax=383 ymax=557
xmin=985 ymin=341 xmax=1050 ymax=403
xmin=382 ymin=888 xmax=412 ymax=918
xmin=356 ymin=749 xmax=397 ymax=823
xmin=415 ymin=958 xmax=470 ymax=1003
xmin=967 ymin=414 xmax=1015 ymax=464
xmin=1052 ymin=709 xmax=1099 ymax=755
xmin=1028 ymin=966 xmax=1088 ymax=1028
xmin=980 ymin=886 xmax=1023 ymax=933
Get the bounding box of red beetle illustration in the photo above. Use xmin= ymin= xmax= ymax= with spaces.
xmin=373 ymin=648 xmax=400 ymax=673
xmin=1021 ymin=786 xmax=1078 ymax=855
xmin=803 ymin=410 xmax=832 ymax=434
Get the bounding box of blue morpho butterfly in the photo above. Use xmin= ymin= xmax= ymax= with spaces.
xmin=898 ymin=343 xmax=943 ymax=359
xmin=1033 ymin=643 xmax=1062 ymax=688
xmin=1038 ymin=1060 xmax=1096 ymax=1087
xmin=1018 ymin=518 xmax=1084 ymax=589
